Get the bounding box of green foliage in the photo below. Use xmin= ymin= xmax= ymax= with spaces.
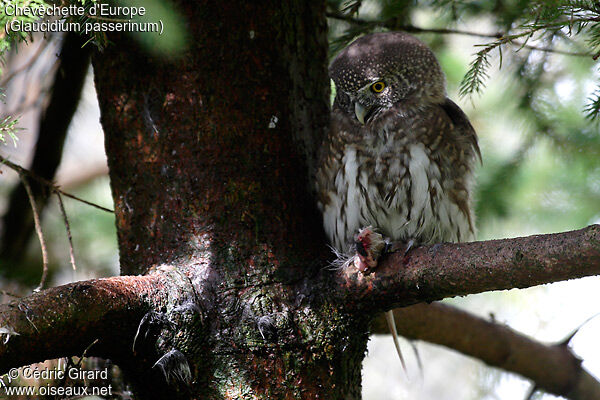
xmin=456 ymin=1 xmax=600 ymax=120
xmin=0 ymin=114 xmax=20 ymax=145
xmin=459 ymin=46 xmax=491 ymax=97
xmin=585 ymin=85 xmax=600 ymax=120
xmin=0 ymin=89 xmax=20 ymax=145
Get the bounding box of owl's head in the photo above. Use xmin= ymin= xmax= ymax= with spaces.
xmin=330 ymin=32 xmax=446 ymax=125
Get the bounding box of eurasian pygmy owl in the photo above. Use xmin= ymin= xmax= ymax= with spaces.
xmin=316 ymin=32 xmax=480 ymax=369
xmin=317 ymin=31 xmax=479 ymax=256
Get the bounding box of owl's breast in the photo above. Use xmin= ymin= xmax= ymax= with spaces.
xmin=319 ymin=111 xmax=475 ymax=252
xmin=321 ymin=142 xmax=472 ymax=252
xmin=356 ymin=139 xmax=434 ymax=241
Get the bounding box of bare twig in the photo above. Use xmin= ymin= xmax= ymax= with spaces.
xmin=559 ymin=312 xmax=600 ymax=346
xmin=325 ymin=11 xmax=503 ymax=39
xmin=0 ymin=155 xmax=114 ymax=213
xmin=56 ymin=192 xmax=77 ymax=272
xmin=512 ymin=41 xmax=591 ymax=56
xmin=57 ymin=189 xmax=114 ymax=214
xmin=76 ymin=338 xmax=99 ymax=367
xmin=326 ymin=11 xmax=593 ymax=57
xmin=20 ymin=175 xmax=48 ymax=292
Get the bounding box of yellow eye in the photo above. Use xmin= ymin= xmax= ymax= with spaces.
xmin=371 ymin=81 xmax=386 ymax=93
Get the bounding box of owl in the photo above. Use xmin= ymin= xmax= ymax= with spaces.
xmin=316 ymin=32 xmax=480 ymax=369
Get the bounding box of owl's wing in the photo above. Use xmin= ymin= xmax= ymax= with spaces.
xmin=440 ymin=98 xmax=482 ymax=163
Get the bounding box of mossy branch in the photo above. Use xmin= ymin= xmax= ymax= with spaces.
xmin=0 ymin=270 xmax=202 ymax=374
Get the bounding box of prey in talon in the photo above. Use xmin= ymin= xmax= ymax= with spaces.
xmin=353 ymin=227 xmax=417 ymax=273
xmin=353 ymin=227 xmax=386 ymax=273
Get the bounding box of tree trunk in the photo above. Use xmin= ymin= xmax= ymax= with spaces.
xmin=93 ymin=1 xmax=367 ymax=398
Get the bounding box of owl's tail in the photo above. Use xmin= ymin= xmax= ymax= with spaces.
xmin=385 ymin=310 xmax=408 ymax=376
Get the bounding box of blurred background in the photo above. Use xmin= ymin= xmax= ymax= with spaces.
xmin=1 ymin=1 xmax=599 ymax=399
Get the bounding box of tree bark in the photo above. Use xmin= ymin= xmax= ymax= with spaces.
xmin=91 ymin=1 xmax=368 ymax=398
xmin=0 ymin=274 xmax=169 ymax=372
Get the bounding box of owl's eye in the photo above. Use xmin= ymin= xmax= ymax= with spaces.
xmin=370 ymin=81 xmax=386 ymax=93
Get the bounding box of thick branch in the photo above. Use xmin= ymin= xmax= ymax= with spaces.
xmin=336 ymin=225 xmax=600 ymax=311
xmin=0 ymin=272 xmax=193 ymax=373
xmin=371 ymin=303 xmax=600 ymax=400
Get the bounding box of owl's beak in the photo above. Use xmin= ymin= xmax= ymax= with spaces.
xmin=354 ymin=102 xmax=368 ymax=125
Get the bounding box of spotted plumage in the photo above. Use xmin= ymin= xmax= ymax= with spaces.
xmin=316 ymin=32 xmax=480 ymax=371
xmin=317 ymin=32 xmax=479 ymax=253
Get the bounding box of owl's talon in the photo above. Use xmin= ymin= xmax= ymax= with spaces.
xmin=404 ymin=238 xmax=416 ymax=256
